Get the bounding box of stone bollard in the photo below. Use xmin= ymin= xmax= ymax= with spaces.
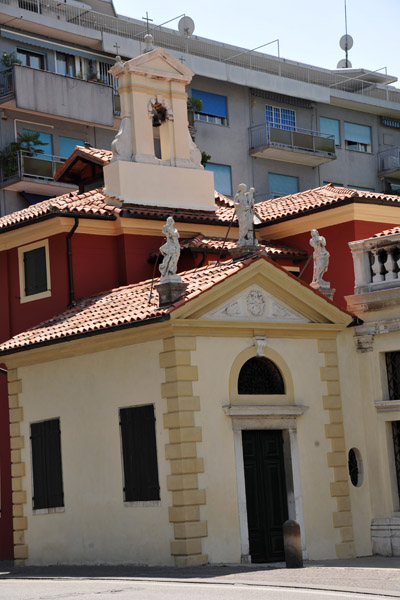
xmin=283 ymin=519 xmax=303 ymax=568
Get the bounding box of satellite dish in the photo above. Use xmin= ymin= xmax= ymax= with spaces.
xmin=339 ymin=34 xmax=353 ymax=51
xmin=178 ymin=16 xmax=195 ymax=37
xmin=337 ymin=58 xmax=352 ymax=68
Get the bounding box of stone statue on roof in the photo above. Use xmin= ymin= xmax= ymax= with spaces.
xmin=159 ymin=217 xmax=182 ymax=283
xmin=234 ymin=183 xmax=258 ymax=248
xmin=310 ymin=229 xmax=330 ymax=289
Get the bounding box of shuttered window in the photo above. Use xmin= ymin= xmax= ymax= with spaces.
xmin=24 ymin=246 xmax=47 ymax=296
xmin=30 ymin=419 xmax=64 ymax=510
xmin=120 ymin=405 xmax=160 ymax=502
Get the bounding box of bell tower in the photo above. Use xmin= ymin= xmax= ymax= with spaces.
xmin=103 ymin=45 xmax=216 ymax=211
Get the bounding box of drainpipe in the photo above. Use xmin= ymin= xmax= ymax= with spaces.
xmin=67 ymin=217 xmax=79 ymax=306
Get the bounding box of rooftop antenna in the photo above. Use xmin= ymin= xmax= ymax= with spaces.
xmin=337 ymin=0 xmax=353 ymax=68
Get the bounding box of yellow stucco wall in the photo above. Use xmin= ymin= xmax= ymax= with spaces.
xmin=19 ymin=339 xmax=174 ymax=566
xmin=192 ymin=335 xmax=340 ymax=562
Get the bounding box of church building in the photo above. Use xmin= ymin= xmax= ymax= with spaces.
xmin=1 ymin=43 xmax=400 ymax=567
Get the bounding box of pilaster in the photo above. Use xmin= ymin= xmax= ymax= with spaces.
xmin=160 ymin=336 xmax=208 ymax=566
xmin=7 ymin=369 xmax=28 ymax=566
xmin=318 ymin=339 xmax=356 ymax=559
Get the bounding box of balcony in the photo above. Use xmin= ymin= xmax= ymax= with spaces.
xmin=249 ymin=123 xmax=336 ymax=166
xmin=0 ymin=65 xmax=115 ymax=126
xmin=346 ymin=232 xmax=400 ymax=319
xmin=0 ymin=150 xmax=76 ymax=195
xmin=378 ymin=147 xmax=400 ymax=180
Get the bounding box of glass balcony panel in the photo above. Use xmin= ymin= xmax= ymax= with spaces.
xmin=315 ymin=136 xmax=335 ymax=153
xmin=270 ymin=128 xmax=291 ymax=145
xmin=292 ymin=132 xmax=313 ymax=150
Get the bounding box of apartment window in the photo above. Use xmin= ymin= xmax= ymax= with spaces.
xmin=349 ymin=185 xmax=375 ymax=192
xmin=205 ymin=163 xmax=232 ymax=196
xmin=56 ymin=52 xmax=76 ymax=77
xmin=386 ymin=352 xmax=400 ymax=400
xmin=192 ymin=89 xmax=227 ymax=125
xmin=18 ymin=239 xmax=51 ymax=303
xmin=120 ymin=405 xmax=160 ymax=502
xmin=59 ymin=136 xmax=85 ymax=159
xmin=17 ymin=48 xmax=45 ymax=70
xmin=30 ymin=419 xmax=64 ymax=510
xmin=320 ymin=117 xmax=340 ymax=146
xmin=268 ymin=173 xmax=299 ymax=198
xmin=266 ymin=105 xmax=295 ymax=131
xmin=344 ymin=122 xmax=371 ymax=152
xmin=23 ymin=129 xmax=53 ymax=158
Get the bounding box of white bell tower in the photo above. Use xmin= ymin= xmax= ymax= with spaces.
xmin=103 ymin=45 xmax=216 ymax=212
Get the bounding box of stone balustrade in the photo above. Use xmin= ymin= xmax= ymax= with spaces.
xmin=349 ymin=232 xmax=400 ymax=295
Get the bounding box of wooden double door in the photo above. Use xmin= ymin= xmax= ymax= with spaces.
xmin=242 ymin=429 xmax=288 ymax=562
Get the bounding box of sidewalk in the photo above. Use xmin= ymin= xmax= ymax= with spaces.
xmin=1 ymin=556 xmax=400 ymax=597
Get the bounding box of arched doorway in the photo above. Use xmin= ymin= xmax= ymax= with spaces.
xmin=239 ymin=357 xmax=288 ymax=563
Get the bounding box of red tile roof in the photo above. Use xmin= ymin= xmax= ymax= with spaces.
xmin=255 ymin=183 xmax=400 ymax=223
xmin=0 ymin=254 xmax=351 ymax=356
xmin=0 ymin=189 xmax=235 ymax=232
xmin=73 ymin=146 xmax=113 ymax=165
xmin=373 ymin=225 xmax=400 ymax=238
xmin=180 ymin=235 xmax=307 ymax=258
xmin=0 ymin=189 xmax=119 ymax=231
xmin=0 ymin=260 xmax=247 ymax=354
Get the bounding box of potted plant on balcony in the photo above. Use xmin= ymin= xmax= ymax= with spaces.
xmin=0 ymin=131 xmax=46 ymax=179
xmin=0 ymin=51 xmax=22 ymax=93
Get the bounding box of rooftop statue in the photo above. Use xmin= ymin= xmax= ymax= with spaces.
xmin=159 ymin=217 xmax=182 ymax=283
xmin=310 ymin=229 xmax=330 ymax=288
xmin=234 ymin=183 xmax=258 ymax=248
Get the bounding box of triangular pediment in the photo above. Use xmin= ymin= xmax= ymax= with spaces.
xmin=118 ymin=48 xmax=194 ymax=82
xmin=172 ymin=256 xmax=352 ymax=327
xmin=200 ymin=284 xmax=310 ymax=323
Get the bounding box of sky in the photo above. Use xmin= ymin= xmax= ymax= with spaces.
xmin=112 ymin=0 xmax=400 ymax=84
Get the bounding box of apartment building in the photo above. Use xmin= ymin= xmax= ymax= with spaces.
xmin=1 ymin=0 xmax=400 ymax=216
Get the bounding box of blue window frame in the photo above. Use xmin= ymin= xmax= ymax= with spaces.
xmin=59 ymin=136 xmax=85 ymax=159
xmin=320 ymin=117 xmax=340 ymax=146
xmin=191 ymin=89 xmax=227 ymax=125
xmin=266 ymin=105 xmax=295 ymax=131
xmin=268 ymin=173 xmax=299 ymax=198
xmin=205 ymin=163 xmax=232 ymax=196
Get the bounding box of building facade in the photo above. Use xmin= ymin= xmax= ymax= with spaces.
xmin=2 ymin=0 xmax=400 ymax=216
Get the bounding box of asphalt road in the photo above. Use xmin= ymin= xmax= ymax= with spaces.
xmin=0 ymin=579 xmax=396 ymax=600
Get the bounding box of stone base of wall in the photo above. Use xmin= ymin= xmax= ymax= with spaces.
xmin=371 ymin=518 xmax=400 ymax=556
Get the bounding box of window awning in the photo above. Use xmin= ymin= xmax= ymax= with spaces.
xmin=344 ymin=122 xmax=371 ymax=145
xmin=20 ymin=192 xmax=51 ymax=205
xmin=0 ymin=29 xmax=109 ymax=62
xmin=191 ymin=89 xmax=227 ymax=118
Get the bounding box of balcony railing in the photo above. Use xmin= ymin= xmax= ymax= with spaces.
xmin=349 ymin=233 xmax=400 ymax=295
xmin=249 ymin=123 xmax=335 ymax=166
xmin=0 ymin=150 xmax=66 ymax=185
xmin=378 ymin=147 xmax=400 ymax=177
xmin=0 ymin=68 xmax=14 ymax=101
xmin=250 ymin=123 xmax=335 ymax=154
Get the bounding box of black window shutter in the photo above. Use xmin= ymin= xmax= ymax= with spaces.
xmin=120 ymin=405 xmax=160 ymax=502
xmin=24 ymin=247 xmax=47 ymax=296
xmin=31 ymin=419 xmax=64 ymax=510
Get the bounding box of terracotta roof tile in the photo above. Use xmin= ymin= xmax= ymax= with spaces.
xmin=0 ymin=255 xmax=350 ymax=356
xmin=0 ymin=189 xmax=120 ymax=231
xmin=373 ymin=225 xmax=400 ymax=238
xmin=73 ymin=146 xmax=113 ymax=164
xmin=0 ymin=189 xmax=235 ymax=232
xmin=180 ymin=235 xmax=307 ymax=257
xmin=255 ymin=183 xmax=400 ymax=223
xmin=0 ymin=260 xmax=246 ymax=353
